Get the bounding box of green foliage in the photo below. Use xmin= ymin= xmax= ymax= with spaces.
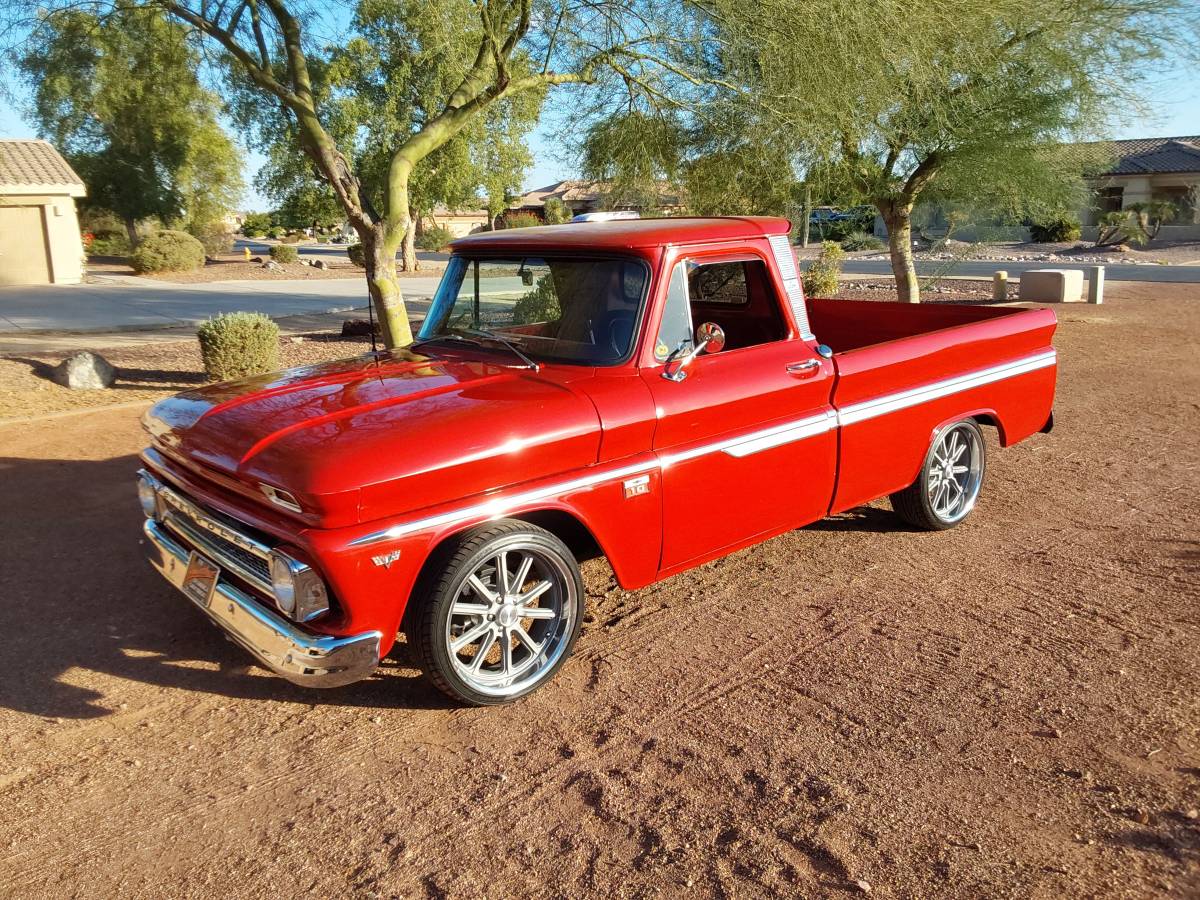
xmin=542 ymin=198 xmax=572 ymax=225
xmin=1126 ymin=201 xmax=1176 ymax=241
xmin=242 ymin=213 xmax=273 ymax=236
xmin=186 ymin=222 xmax=235 ymax=258
xmin=502 ymin=212 xmax=542 ymax=229
xmin=802 ymin=242 xmax=845 ymax=298
xmin=269 ymin=244 xmax=299 ymax=264
xmin=197 ymin=312 xmax=281 ymax=382
xmin=416 ymin=225 xmax=455 ymax=250
xmin=1028 ymin=217 xmax=1082 ymax=242
xmin=129 ymin=230 xmax=206 ymax=273
xmin=513 ymin=276 xmax=561 ymax=323
xmin=581 ymin=111 xmax=684 ymax=211
xmin=840 ymin=231 xmax=885 ymax=251
xmin=1094 ymin=211 xmax=1146 ymax=247
xmin=19 ymin=7 xmax=243 ymax=235
xmin=89 ymin=234 xmax=131 ymax=256
xmin=347 ymin=243 xmax=366 ymax=267
xmin=267 ymin=226 xmax=286 ymax=239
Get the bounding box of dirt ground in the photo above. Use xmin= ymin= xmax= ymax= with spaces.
xmin=0 ymin=285 xmax=1198 ymax=898
xmin=86 ymin=251 xmax=446 ymax=284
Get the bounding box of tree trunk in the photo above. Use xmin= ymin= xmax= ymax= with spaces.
xmin=800 ymin=183 xmax=811 ymax=249
xmin=401 ymin=216 xmax=418 ymax=272
xmin=882 ymin=202 xmax=920 ymax=303
xmin=359 ymin=224 xmax=413 ymax=348
xmin=124 ymin=219 xmax=140 ymax=249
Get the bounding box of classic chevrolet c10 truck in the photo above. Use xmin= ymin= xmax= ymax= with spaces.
xmin=137 ymin=217 xmax=1057 ymax=704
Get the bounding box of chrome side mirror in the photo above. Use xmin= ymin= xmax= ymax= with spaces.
xmin=662 ymin=322 xmax=726 ymax=382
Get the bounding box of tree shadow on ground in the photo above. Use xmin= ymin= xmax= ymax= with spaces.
xmin=6 ymin=356 xmax=207 ymax=390
xmin=0 ymin=452 xmax=452 ymax=720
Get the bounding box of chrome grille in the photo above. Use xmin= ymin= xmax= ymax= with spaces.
xmin=152 ymin=479 xmax=275 ymax=595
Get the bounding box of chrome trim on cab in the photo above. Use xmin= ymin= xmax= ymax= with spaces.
xmin=143 ymin=518 xmax=380 ymax=687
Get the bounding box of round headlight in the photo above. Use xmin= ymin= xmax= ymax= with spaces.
xmin=270 ymin=555 xmax=297 ymax=615
xmin=137 ymin=476 xmax=158 ymax=518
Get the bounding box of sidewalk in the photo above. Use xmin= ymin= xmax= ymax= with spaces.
xmin=0 ymin=275 xmax=442 ymax=334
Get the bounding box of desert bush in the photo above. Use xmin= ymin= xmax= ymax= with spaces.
xmin=1094 ymin=211 xmax=1145 ymax=247
xmin=89 ymin=233 xmax=131 ymax=256
xmin=513 ymin=275 xmax=561 ymax=323
xmin=187 ymin=221 xmax=235 ymax=258
xmin=502 ymin=212 xmax=542 ymax=229
xmin=840 ymin=230 xmax=885 ymax=251
xmin=802 ymin=241 xmax=845 ymax=297
xmin=197 ymin=312 xmax=281 ymax=381
xmin=241 ymin=212 xmax=272 ymax=235
xmin=417 ymin=224 xmax=455 ymax=250
xmin=1028 ymin=217 xmax=1081 ymax=243
xmin=267 ymin=226 xmax=286 ymax=239
xmin=280 ymin=232 xmax=302 ymax=243
xmin=269 ymin=243 xmax=298 ymax=264
xmin=542 ymin=198 xmax=571 ymax=224
xmin=347 ymin=243 xmax=366 ymax=267
xmin=129 ymin=230 xmax=206 ymax=273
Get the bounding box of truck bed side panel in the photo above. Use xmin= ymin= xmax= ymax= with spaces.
xmin=814 ymin=302 xmax=1057 ymax=513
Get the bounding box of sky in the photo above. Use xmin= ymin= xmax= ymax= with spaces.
xmin=1 ymin=58 xmax=1197 ymax=212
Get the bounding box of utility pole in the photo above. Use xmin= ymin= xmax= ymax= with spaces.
xmin=800 ymin=183 xmax=811 ymax=248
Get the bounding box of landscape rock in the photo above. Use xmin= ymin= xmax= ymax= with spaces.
xmin=313 ymin=259 xmax=329 ymax=270
xmin=341 ymin=319 xmax=382 ymax=337
xmin=50 ymin=351 xmax=116 ymax=390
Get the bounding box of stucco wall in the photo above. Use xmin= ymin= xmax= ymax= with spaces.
xmin=0 ymin=193 xmax=84 ymax=284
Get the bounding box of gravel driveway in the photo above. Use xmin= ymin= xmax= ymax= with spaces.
xmin=0 ymin=286 xmax=1197 ymax=897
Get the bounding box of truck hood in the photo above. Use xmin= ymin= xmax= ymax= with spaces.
xmin=144 ymin=349 xmax=601 ymax=527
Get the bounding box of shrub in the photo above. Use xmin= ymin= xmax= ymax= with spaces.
xmin=281 ymin=232 xmax=302 ymax=243
xmin=130 ymin=230 xmax=206 ymax=273
xmin=197 ymin=312 xmax=280 ymax=382
xmin=347 ymin=243 xmax=366 ymax=267
xmin=89 ymin=233 xmax=131 ymax=256
xmin=840 ymin=230 xmax=885 ymax=251
xmin=801 ymin=241 xmax=845 ymax=298
xmin=187 ymin=221 xmax=235 ymax=258
xmin=542 ymin=198 xmax=571 ymax=225
xmin=267 ymin=226 xmax=286 ymax=239
xmin=502 ymin=212 xmax=542 ymax=229
xmin=513 ymin=275 xmax=561 ymax=323
xmin=241 ymin=212 xmax=273 ymax=235
xmin=416 ymin=224 xmax=455 ymax=251
xmin=1029 ymin=216 xmax=1081 ymax=243
xmin=269 ymin=243 xmax=298 ymax=264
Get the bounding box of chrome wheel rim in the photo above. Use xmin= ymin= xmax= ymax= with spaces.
xmin=445 ymin=541 xmax=575 ymax=698
xmin=927 ymin=423 xmax=983 ymax=524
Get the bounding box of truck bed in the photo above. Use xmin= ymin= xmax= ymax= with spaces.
xmin=806 ymin=298 xmax=1058 ymax=513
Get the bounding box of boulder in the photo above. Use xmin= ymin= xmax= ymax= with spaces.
xmin=313 ymin=259 xmax=329 ymax=270
xmin=51 ymin=351 xmax=116 ymax=390
xmin=341 ymin=319 xmax=382 ymax=337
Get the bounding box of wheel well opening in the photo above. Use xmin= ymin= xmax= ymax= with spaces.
xmin=971 ymin=412 xmax=1006 ymax=443
xmin=510 ymin=509 xmax=603 ymax=562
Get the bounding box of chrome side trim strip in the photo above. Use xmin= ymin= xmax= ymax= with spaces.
xmin=349 ymin=350 xmax=1054 ymax=548
xmin=837 ymin=350 xmax=1056 ymax=427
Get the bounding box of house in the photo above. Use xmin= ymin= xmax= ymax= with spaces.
xmin=422 ymin=206 xmax=489 ymax=237
xmin=1081 ymin=136 xmax=1200 ymax=238
xmin=509 ymin=180 xmax=684 ymax=220
xmin=0 ymin=139 xmax=87 ymax=285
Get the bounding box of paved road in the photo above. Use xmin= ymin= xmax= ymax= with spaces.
xmin=0 ymin=276 xmax=442 ymax=334
xmin=840 ymin=258 xmax=1200 ymax=283
xmin=234 ymin=239 xmax=451 ymax=266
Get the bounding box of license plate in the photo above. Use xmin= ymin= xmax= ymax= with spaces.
xmin=182 ymin=551 xmax=220 ymax=607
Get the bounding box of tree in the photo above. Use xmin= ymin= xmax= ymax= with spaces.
xmin=7 ymin=0 xmax=715 ymax=347
xmin=703 ymin=0 xmax=1199 ymax=301
xmin=18 ymin=7 xmax=243 ymax=245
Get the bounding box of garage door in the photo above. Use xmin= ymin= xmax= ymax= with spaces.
xmin=0 ymin=206 xmax=52 ymax=285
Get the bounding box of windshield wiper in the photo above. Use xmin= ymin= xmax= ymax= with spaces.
xmin=409 ymin=332 xmax=481 ymax=352
xmin=449 ymin=326 xmax=540 ymax=371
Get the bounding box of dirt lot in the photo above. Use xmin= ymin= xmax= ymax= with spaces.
xmin=1 ymin=286 xmax=1198 ymax=898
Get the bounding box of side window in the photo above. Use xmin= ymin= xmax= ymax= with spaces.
xmin=653 ymin=262 xmax=693 ymax=360
xmin=687 ymin=258 xmax=789 ymax=351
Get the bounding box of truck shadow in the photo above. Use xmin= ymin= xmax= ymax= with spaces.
xmin=0 ymin=453 xmax=453 ymax=720
xmin=805 ymin=506 xmax=913 ymax=533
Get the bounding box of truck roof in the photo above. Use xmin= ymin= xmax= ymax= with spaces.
xmin=449 ymin=216 xmax=792 ymax=253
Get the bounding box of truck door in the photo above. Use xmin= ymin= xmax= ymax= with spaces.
xmin=641 ymin=250 xmax=838 ymax=572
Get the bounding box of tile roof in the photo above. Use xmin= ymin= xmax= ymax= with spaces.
xmin=0 ymin=139 xmax=86 ymax=194
xmin=1090 ymin=136 xmax=1200 ymax=176
xmin=514 ymin=179 xmax=680 ymax=208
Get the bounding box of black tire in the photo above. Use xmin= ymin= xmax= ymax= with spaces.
xmin=408 ymin=519 xmax=584 ymax=706
xmin=890 ymin=418 xmax=987 ymax=531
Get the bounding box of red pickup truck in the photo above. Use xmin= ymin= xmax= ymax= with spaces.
xmin=138 ymin=217 xmax=1056 ymax=704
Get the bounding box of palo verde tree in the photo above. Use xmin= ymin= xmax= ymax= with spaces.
xmin=8 ymin=0 xmax=717 ymax=347
xmin=704 ymin=0 xmax=1199 ymax=301
xmin=17 ymin=6 xmax=243 ymax=245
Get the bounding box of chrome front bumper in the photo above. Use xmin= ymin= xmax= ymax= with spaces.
xmin=143 ymin=518 xmax=381 ymax=687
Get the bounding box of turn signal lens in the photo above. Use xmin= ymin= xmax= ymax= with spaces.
xmin=137 ymin=475 xmax=159 ymax=518
xmin=269 ymin=551 xmax=330 ymax=622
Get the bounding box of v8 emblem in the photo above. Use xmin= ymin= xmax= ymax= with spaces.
xmin=371 ymin=549 xmax=401 ymax=569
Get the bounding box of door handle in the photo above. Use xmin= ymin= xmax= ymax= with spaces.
xmin=786 ymin=360 xmax=821 ymax=377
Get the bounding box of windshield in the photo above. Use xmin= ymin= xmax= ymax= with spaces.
xmin=418 ymin=256 xmax=649 ymax=365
